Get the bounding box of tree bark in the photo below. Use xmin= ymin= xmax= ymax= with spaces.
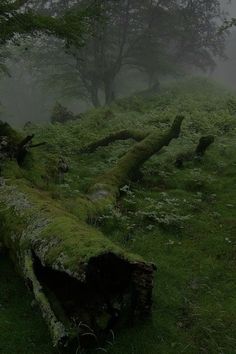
xmin=0 ymin=175 xmax=155 ymax=349
xmin=104 ymin=77 xmax=116 ymax=105
xmin=91 ymin=86 xmax=101 ymax=108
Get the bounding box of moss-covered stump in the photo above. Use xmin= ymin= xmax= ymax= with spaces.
xmin=175 ymin=135 xmax=215 ymax=168
xmin=0 ymin=173 xmax=155 ymax=350
xmin=195 ymin=135 xmax=215 ymax=157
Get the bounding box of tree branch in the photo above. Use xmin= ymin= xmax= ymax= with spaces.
xmin=175 ymin=135 xmax=215 ymax=168
xmin=89 ymin=115 xmax=184 ymax=203
xmin=80 ymin=129 xmax=149 ymax=153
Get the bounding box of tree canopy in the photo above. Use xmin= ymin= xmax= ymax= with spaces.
xmin=0 ymin=0 xmax=99 ymax=76
xmin=0 ymin=0 xmax=229 ymax=107
xmin=21 ymin=0 xmax=226 ymax=107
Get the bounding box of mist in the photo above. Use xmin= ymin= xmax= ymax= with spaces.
xmin=1 ymin=2 xmax=236 ymax=352
xmin=212 ymin=0 xmax=236 ymax=89
xmin=1 ymin=0 xmax=236 ymax=126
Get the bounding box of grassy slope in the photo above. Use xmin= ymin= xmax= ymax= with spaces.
xmin=1 ymin=78 xmax=236 ymax=353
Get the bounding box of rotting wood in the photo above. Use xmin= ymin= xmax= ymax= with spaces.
xmin=0 ymin=116 xmax=184 ymax=349
xmin=80 ymin=129 xmax=149 ymax=153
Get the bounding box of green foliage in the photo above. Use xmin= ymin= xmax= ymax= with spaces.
xmin=56 ymin=0 xmax=226 ymax=106
xmin=219 ymin=17 xmax=236 ymax=32
xmin=0 ymin=0 xmax=99 ymax=78
xmin=0 ymin=0 xmax=95 ymax=44
xmin=1 ymin=78 xmax=236 ymax=353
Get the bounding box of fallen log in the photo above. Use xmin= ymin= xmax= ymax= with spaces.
xmin=0 ymin=173 xmax=155 ymax=349
xmin=80 ymin=129 xmax=149 ymax=153
xmin=0 ymin=116 xmax=184 ymax=350
xmin=88 ymin=116 xmax=184 ymax=206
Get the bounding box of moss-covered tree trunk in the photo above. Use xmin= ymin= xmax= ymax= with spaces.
xmin=88 ymin=115 xmax=184 ymax=204
xmin=0 ymin=116 xmax=184 ymax=350
xmin=0 ymin=174 xmax=154 ymax=349
xmin=175 ymin=135 xmax=215 ymax=168
xmin=81 ymin=129 xmax=149 ymax=153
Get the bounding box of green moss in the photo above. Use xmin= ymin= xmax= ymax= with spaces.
xmin=0 ymin=176 xmax=142 ymax=276
xmin=1 ymin=78 xmax=236 ymax=353
xmin=0 ymin=121 xmax=22 ymax=143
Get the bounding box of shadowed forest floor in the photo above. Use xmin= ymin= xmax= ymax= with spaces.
xmin=0 ymin=78 xmax=236 ymax=353
xmin=0 ymin=255 xmax=54 ymax=354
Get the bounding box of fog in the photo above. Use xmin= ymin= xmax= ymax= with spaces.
xmin=212 ymin=0 xmax=236 ymax=89
xmin=1 ymin=1 xmax=236 ymax=127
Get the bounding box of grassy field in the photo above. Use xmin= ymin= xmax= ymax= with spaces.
xmin=1 ymin=78 xmax=236 ymax=353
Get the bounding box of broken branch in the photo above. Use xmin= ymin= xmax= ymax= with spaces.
xmin=80 ymin=130 xmax=149 ymax=153
xmin=89 ymin=116 xmax=184 ymax=204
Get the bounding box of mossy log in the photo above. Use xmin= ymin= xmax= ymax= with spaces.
xmin=0 ymin=117 xmax=184 ymax=349
xmin=81 ymin=129 xmax=149 ymax=153
xmin=0 ymin=172 xmax=155 ymax=349
xmin=0 ymin=121 xmax=46 ymax=166
xmin=89 ymin=116 xmax=184 ymax=204
xmin=175 ymin=135 xmax=215 ymax=168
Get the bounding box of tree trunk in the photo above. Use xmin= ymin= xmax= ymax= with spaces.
xmin=175 ymin=135 xmax=215 ymax=168
xmin=89 ymin=115 xmax=184 ymax=204
xmin=104 ymin=77 xmax=116 ymax=105
xmin=91 ymin=85 xmax=101 ymax=108
xmin=0 ymin=174 xmax=155 ymax=350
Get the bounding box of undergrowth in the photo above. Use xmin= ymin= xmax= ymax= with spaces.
xmin=1 ymin=77 xmax=236 ymax=353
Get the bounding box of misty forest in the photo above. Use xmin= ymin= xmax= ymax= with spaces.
xmin=0 ymin=1 xmax=236 ymax=353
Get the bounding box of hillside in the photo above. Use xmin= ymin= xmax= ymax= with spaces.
xmin=1 ymin=78 xmax=236 ymax=354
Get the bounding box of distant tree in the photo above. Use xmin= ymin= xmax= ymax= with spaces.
xmin=127 ymin=0 xmax=226 ymax=85
xmin=173 ymin=0 xmax=226 ymax=72
xmin=2 ymin=0 xmax=227 ymax=107
xmin=0 ymin=0 xmax=97 ymax=75
xmin=61 ymin=0 xmax=227 ymax=107
xmin=220 ymin=18 xmax=236 ymax=32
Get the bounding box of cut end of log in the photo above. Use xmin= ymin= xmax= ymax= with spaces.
xmin=30 ymin=251 xmax=155 ymax=349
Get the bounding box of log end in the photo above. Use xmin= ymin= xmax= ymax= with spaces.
xmin=32 ymin=250 xmax=155 ymax=349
